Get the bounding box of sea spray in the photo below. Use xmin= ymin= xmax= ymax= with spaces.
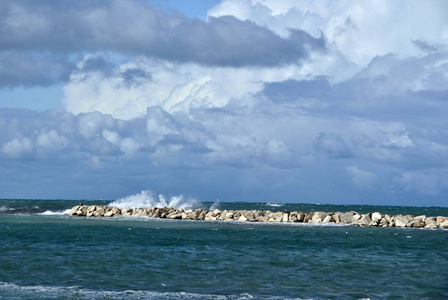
xmin=109 ymin=190 xmax=203 ymax=210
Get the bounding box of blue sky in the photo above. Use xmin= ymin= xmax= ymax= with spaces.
xmin=1 ymin=0 xmax=448 ymax=206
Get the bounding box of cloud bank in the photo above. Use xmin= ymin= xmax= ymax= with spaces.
xmin=1 ymin=0 xmax=448 ymax=206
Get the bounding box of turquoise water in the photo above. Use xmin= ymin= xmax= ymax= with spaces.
xmin=1 ymin=199 xmax=447 ymax=299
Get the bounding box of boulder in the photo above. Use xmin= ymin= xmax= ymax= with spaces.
xmin=379 ymin=218 xmax=389 ymax=227
xmin=395 ymin=215 xmax=410 ymax=227
xmin=332 ymin=213 xmax=341 ymax=224
xmin=69 ymin=206 xmax=80 ymax=215
xmin=414 ymin=215 xmax=426 ymax=222
xmin=304 ymin=212 xmax=314 ymax=223
xmin=121 ymin=208 xmax=132 ymax=216
xmin=437 ymin=216 xmax=447 ymax=225
xmin=238 ymin=215 xmax=248 ymax=222
xmin=359 ymin=214 xmax=372 ymax=226
xmin=289 ymin=213 xmax=298 ymax=222
xmin=323 ymin=215 xmax=334 ymax=223
xmin=440 ymin=220 xmax=448 ymax=229
xmin=282 ymin=212 xmax=290 ymax=222
xmin=425 ymin=223 xmax=438 ymax=229
xmin=340 ymin=212 xmax=355 ymax=224
xmin=425 ymin=217 xmax=437 ymax=226
xmin=371 ymin=212 xmax=382 ymax=222
xmin=352 ymin=214 xmax=361 ymax=222
xmin=408 ymin=220 xmax=424 ymax=228
xmin=312 ymin=212 xmax=327 ymax=222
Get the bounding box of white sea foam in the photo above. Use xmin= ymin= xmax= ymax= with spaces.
xmin=39 ymin=210 xmax=69 ymax=216
xmin=266 ymin=203 xmax=283 ymax=207
xmin=109 ymin=190 xmax=203 ymax=210
xmin=0 ymin=282 xmax=269 ymax=300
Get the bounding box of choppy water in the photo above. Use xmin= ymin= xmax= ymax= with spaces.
xmin=1 ymin=199 xmax=447 ymax=299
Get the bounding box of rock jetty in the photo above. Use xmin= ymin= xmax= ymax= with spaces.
xmin=68 ymin=204 xmax=448 ymax=229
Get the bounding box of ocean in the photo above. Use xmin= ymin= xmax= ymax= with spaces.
xmin=1 ymin=198 xmax=447 ymax=299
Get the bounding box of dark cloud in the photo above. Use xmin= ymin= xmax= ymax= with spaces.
xmin=0 ymin=52 xmax=74 ymax=88
xmin=313 ymin=132 xmax=353 ymax=159
xmin=0 ymin=0 xmax=324 ymax=68
xmin=262 ymin=78 xmax=332 ymax=103
xmin=412 ymin=39 xmax=441 ymax=53
xmin=120 ymin=68 xmax=151 ymax=87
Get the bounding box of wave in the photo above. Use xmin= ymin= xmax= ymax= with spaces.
xmin=109 ymin=190 xmax=204 ymax=210
xmin=0 ymin=282 xmax=268 ymax=300
xmin=266 ymin=203 xmax=283 ymax=207
xmin=0 ymin=205 xmax=12 ymax=212
xmin=39 ymin=210 xmax=70 ymax=216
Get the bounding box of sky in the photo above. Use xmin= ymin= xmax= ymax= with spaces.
xmin=0 ymin=0 xmax=447 ymax=206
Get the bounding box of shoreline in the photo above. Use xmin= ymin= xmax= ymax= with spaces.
xmin=68 ymin=205 xmax=448 ymax=229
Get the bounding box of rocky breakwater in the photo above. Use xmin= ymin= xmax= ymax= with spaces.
xmin=68 ymin=205 xmax=448 ymax=229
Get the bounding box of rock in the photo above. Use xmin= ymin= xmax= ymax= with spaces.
xmin=69 ymin=206 xmax=80 ymax=215
xmin=333 ymin=213 xmax=341 ymax=224
xmin=340 ymin=212 xmax=354 ymax=224
xmin=379 ymin=218 xmax=389 ymax=227
xmin=425 ymin=217 xmax=436 ymax=226
xmin=304 ymin=212 xmax=314 ymax=223
xmin=312 ymin=212 xmax=327 ymax=222
xmin=371 ymin=212 xmax=382 ymax=222
xmin=359 ymin=214 xmax=372 ymax=226
xmin=289 ymin=213 xmax=298 ymax=222
xmin=67 ymin=205 xmax=447 ymax=232
xmin=225 ymin=212 xmax=234 ymax=219
xmin=121 ymin=208 xmax=132 ymax=216
xmin=245 ymin=212 xmax=256 ymax=222
xmin=437 ymin=216 xmax=446 ymax=225
xmin=169 ymin=213 xmax=182 ymax=219
xmin=352 ymin=214 xmax=361 ymax=222
xmin=408 ymin=220 xmax=424 ymax=228
xmin=323 ymin=215 xmax=334 ymax=223
xmin=425 ymin=223 xmax=438 ymax=229
xmin=440 ymin=220 xmax=448 ymax=229
xmin=414 ymin=215 xmax=426 ymax=222
xmin=238 ymin=215 xmax=248 ymax=222
xmin=395 ymin=215 xmax=410 ymax=227
xmin=104 ymin=210 xmax=115 ymax=217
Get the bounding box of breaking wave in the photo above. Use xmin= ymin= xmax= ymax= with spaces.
xmin=266 ymin=203 xmax=283 ymax=207
xmin=109 ymin=190 xmax=203 ymax=210
xmin=0 ymin=282 xmax=262 ymax=300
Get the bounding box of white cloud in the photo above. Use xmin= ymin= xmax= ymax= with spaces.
xmin=36 ymin=130 xmax=68 ymax=151
xmin=209 ymin=0 xmax=448 ymax=65
xmin=2 ymin=137 xmax=33 ymax=158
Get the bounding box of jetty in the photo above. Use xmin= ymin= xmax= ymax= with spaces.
xmin=68 ymin=205 xmax=448 ymax=229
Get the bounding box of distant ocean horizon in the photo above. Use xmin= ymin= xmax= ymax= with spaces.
xmin=1 ymin=197 xmax=447 ymax=299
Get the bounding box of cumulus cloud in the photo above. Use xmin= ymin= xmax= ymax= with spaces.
xmin=0 ymin=1 xmax=323 ymax=65
xmin=1 ymin=0 xmax=448 ymax=206
xmin=209 ymin=0 xmax=448 ymax=65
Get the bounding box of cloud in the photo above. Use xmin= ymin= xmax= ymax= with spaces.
xmin=0 ymin=51 xmax=74 ymax=88
xmin=1 ymin=0 xmax=448 ymax=206
xmin=393 ymin=172 xmax=447 ymax=196
xmin=313 ymin=132 xmax=353 ymax=159
xmin=209 ymin=0 xmax=448 ymax=65
xmin=2 ymin=136 xmax=33 ymax=158
xmin=346 ymin=166 xmax=375 ymax=188
xmin=0 ymin=0 xmax=323 ymax=67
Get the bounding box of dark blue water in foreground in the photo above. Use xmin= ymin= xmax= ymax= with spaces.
xmin=1 ymin=199 xmax=447 ymax=299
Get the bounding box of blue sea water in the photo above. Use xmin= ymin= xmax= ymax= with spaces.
xmin=0 ymin=199 xmax=447 ymax=299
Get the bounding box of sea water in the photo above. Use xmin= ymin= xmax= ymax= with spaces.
xmin=0 ymin=198 xmax=447 ymax=299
